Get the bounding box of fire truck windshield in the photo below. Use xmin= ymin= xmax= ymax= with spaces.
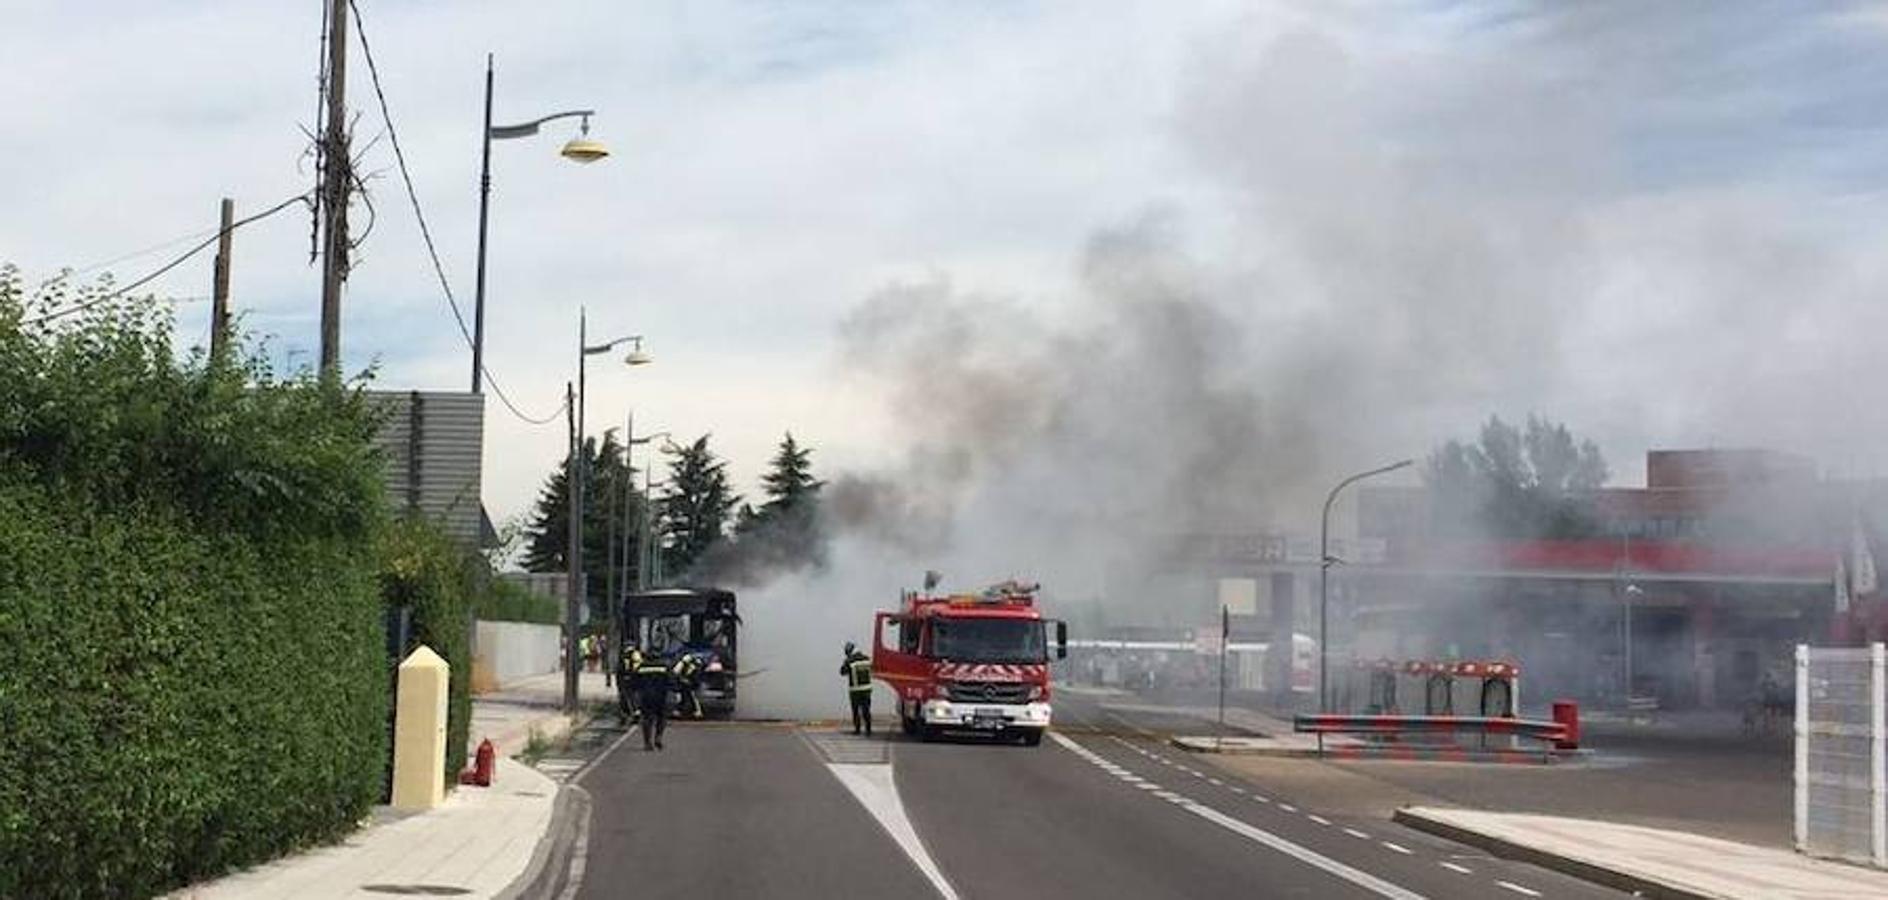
xmin=932 ymin=618 xmax=1045 ymax=664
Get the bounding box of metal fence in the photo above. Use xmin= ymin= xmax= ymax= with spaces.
xmin=1796 ymin=643 xmax=1887 ymax=866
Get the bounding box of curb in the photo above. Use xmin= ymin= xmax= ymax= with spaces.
xmin=1390 ymin=808 xmax=1713 ymax=900
xmin=495 ymin=784 xmax=592 ymax=900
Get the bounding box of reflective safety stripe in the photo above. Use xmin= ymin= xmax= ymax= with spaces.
xmin=848 ymin=659 xmax=873 ymax=689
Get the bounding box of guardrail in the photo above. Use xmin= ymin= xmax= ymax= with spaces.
xmin=1293 ymin=713 xmax=1573 ymax=746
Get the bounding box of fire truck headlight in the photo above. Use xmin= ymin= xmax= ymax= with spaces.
xmin=1027 ymin=685 xmax=1044 ymax=701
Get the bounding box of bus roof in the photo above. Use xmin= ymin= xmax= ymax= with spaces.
xmin=620 ymin=587 xmax=738 ymax=618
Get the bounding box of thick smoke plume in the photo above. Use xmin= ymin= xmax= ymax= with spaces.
xmin=735 ymin=11 xmax=1888 ymax=718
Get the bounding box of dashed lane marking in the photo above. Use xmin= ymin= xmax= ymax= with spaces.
xmin=1494 ymin=881 xmax=1541 ymax=897
xmin=1050 ymin=733 xmax=1425 ymax=900
xmin=1308 ymin=815 xmax=1332 ymax=826
xmin=1439 ymin=862 xmax=1472 ymax=875
xmin=1345 ymin=828 xmax=1371 ymax=840
xmin=1381 ymin=842 xmax=1413 ymax=855
xmin=1280 ymin=804 xmax=1298 ymax=813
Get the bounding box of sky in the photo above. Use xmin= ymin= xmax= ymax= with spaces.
xmin=7 ymin=0 xmax=1888 ymax=541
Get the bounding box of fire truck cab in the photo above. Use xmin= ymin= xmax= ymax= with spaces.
xmin=873 ymin=580 xmax=1068 ymax=746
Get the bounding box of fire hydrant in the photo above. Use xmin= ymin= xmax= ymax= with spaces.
xmin=458 ymin=738 xmax=496 ymax=787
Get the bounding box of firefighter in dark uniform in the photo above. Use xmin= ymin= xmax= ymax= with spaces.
xmin=633 ymin=650 xmax=674 ymax=751
xmin=671 ymin=652 xmax=705 ymax=719
xmin=617 ymin=643 xmax=644 ymax=727
xmin=841 ymin=642 xmax=873 ymax=736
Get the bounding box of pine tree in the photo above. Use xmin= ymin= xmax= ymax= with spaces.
xmin=758 ymin=432 xmax=823 ymax=520
xmin=659 ymin=435 xmax=740 ymax=580
xmin=522 ymin=433 xmax=647 ymax=618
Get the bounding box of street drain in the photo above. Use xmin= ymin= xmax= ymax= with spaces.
xmin=361 ymin=885 xmax=472 ymax=895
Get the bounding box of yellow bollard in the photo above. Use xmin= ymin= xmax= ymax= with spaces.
xmin=391 ymin=645 xmax=451 ymax=811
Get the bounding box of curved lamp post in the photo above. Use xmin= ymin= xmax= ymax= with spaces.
xmin=564 ymin=308 xmax=648 ymax=712
xmin=1319 ymin=458 xmax=1415 ymax=715
xmin=472 ymin=54 xmax=608 ymax=393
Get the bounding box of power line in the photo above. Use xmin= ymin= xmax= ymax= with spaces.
xmin=349 ymin=0 xmax=566 ymax=426
xmin=23 ymin=192 xmax=313 ymax=327
xmin=42 ymin=226 xmax=222 ymax=284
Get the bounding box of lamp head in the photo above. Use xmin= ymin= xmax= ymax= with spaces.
xmin=560 ymin=116 xmax=610 ymax=163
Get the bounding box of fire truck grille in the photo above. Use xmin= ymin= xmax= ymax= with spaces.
xmin=946 ymin=681 xmax=1032 ymax=704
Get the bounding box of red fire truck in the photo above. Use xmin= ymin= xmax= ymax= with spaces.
xmin=872 ymin=579 xmax=1068 ymax=746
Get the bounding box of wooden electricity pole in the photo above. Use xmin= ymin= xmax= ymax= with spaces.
xmin=319 ymin=0 xmax=350 ymax=381
xmin=210 ymin=197 xmax=233 ymax=360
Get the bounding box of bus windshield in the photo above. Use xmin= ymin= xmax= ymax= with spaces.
xmin=931 ymin=618 xmax=1045 ymax=664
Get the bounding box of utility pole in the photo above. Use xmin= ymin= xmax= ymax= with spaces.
xmin=319 ymin=0 xmax=350 ymax=381
xmin=210 ymin=197 xmax=234 ymax=360
xmin=564 ymin=380 xmax=580 ymax=712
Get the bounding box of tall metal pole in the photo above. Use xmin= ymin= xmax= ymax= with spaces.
xmin=471 ymin=54 xmax=494 ymax=393
xmin=612 ymin=410 xmax=634 ymax=670
xmin=1319 ymin=459 xmax=1415 ymax=716
xmin=210 ymin=198 xmax=234 ymax=361
xmin=565 ymin=311 xmax=588 ymax=713
xmin=1217 ymin=604 xmax=1229 ymax=752
xmin=564 ymin=380 xmax=579 ymax=712
xmin=603 ymin=438 xmax=616 ymax=689
xmin=318 ymin=0 xmax=349 ymax=382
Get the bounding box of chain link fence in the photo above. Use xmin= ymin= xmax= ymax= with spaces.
xmin=1797 ymin=644 xmax=1886 ymax=867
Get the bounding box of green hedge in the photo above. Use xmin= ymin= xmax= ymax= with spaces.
xmin=0 ymin=268 xmax=390 ymax=899
xmin=477 ymin=577 xmax=560 ymax=625
xmin=379 ymin=517 xmax=475 ymax=780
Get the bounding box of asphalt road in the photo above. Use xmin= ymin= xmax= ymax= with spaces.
xmin=569 ymin=714 xmax=1626 ymax=900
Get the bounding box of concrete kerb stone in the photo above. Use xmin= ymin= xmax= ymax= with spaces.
xmin=1391 ymin=808 xmax=1711 ymax=900
xmin=495 ymin=785 xmax=591 ymax=900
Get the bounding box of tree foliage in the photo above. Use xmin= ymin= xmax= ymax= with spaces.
xmin=521 ymin=432 xmax=649 ymax=619
xmin=659 ymin=435 xmax=740 ymax=579
xmin=1424 ymin=414 xmax=1609 ymax=539
xmin=703 ymin=433 xmax=828 ymax=585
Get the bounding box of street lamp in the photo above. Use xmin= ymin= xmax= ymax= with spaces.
xmin=471 ymin=53 xmax=607 ymax=394
xmin=564 ymin=307 xmax=649 ymax=712
xmin=1623 ymin=583 xmax=1643 ymax=708
xmin=1319 ymin=458 xmax=1415 ymax=715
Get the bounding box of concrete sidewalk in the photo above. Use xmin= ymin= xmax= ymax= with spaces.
xmin=472 ymin=670 xmax=617 ymax=757
xmin=1396 ymin=806 xmax=1888 ymax=899
xmin=168 ymin=669 xmax=608 ymax=899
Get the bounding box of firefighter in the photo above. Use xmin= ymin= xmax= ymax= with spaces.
xmin=840 ymin=641 xmax=873 ymax=736
xmin=633 ymin=649 xmax=674 ymax=751
xmin=671 ymin=652 xmax=705 ymax=719
xmin=616 ymin=642 xmax=644 ymax=727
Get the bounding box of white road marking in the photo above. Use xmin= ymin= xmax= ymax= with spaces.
xmin=1279 ymin=804 xmax=1298 ymax=813
xmin=1207 ymin=778 xmax=1223 ymax=786
xmin=1308 ymin=815 xmax=1332 ymax=826
xmin=1135 ymin=783 xmax=1161 ymax=790
xmin=825 ymin=764 xmax=961 ymax=900
xmin=1495 ymin=881 xmax=1540 ymax=897
xmin=1229 ymin=786 xmax=1246 ymax=794
xmin=1381 ymin=842 xmax=1413 ymax=855
xmin=1252 ymin=795 xmax=1271 ymax=804
xmin=1345 ymin=828 xmax=1371 ymax=840
xmin=1439 ymin=862 xmax=1472 ymax=875
xmin=1050 ymin=733 xmax=1425 ymax=900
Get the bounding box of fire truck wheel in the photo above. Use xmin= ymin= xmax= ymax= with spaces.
xmin=1018 ymin=729 xmax=1043 ymax=747
xmin=901 ymin=712 xmax=919 ymax=737
xmin=919 ymin=724 xmax=942 ymax=743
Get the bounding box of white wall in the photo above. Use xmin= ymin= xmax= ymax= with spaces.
xmin=474 ymin=621 xmax=562 ymax=687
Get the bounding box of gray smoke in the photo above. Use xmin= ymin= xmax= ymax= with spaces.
xmin=735 ymin=9 xmax=1888 ymax=718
